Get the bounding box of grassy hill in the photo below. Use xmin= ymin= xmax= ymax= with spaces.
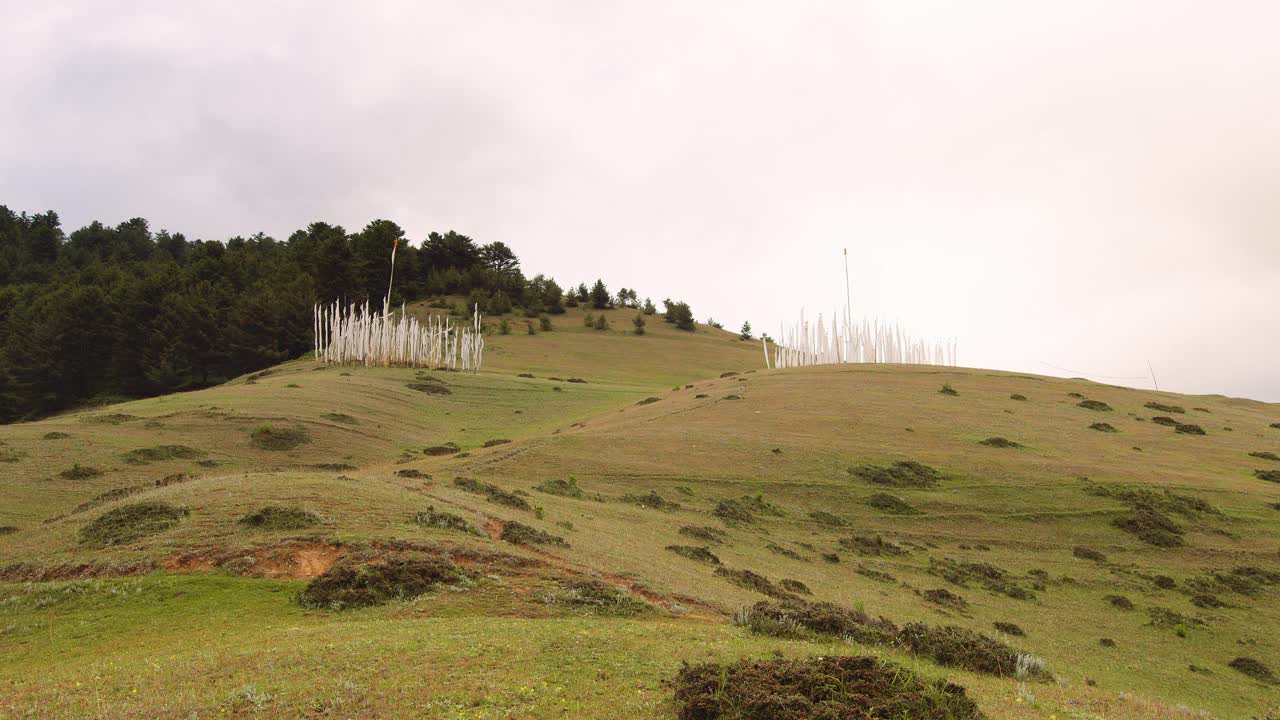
xmin=1 ymin=303 xmax=1278 ymax=719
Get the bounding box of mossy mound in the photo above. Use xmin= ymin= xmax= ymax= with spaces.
xmin=238 ymin=506 xmax=321 ymax=530
xmin=298 ymin=558 xmax=465 ymax=610
xmin=80 ymin=501 xmax=189 ymax=548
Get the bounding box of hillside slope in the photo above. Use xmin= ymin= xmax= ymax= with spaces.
xmin=1 ymin=309 xmax=1278 ymax=719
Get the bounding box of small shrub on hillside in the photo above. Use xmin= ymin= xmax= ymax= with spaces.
xmin=454 ymin=477 xmax=531 ymax=510
xmin=993 ymin=621 xmax=1025 ymax=636
xmin=539 ymin=316 xmax=553 ymax=331
xmin=1255 ymin=470 xmax=1280 ymax=483
xmin=808 ymin=510 xmax=846 ymax=527
xmin=635 ymin=396 xmax=660 ymax=406
xmin=1099 ymin=637 xmax=1116 ymax=647
xmin=43 ymin=431 xmax=70 ymax=439
xmin=779 ymin=579 xmax=812 ymax=595
xmin=928 ymin=557 xmax=1035 ymax=600
xmin=1113 ymin=507 xmax=1185 ymax=546
xmin=1089 ymin=422 xmax=1119 ymax=433
xmin=671 ymin=655 xmax=985 ymax=720
xmin=122 ymin=445 xmax=207 ymax=465
xmin=1073 ymin=546 xmax=1107 ymax=562
xmin=1271 ymin=422 xmax=1280 ymax=429
xmin=715 ymin=567 xmax=799 ymax=600
xmin=979 ymin=437 xmax=1021 ymax=448
xmin=765 ymin=543 xmax=805 ymax=561
xmin=865 ymin=492 xmax=919 ymax=514
xmin=632 ymin=313 xmax=646 ymax=335
xmin=1077 ymin=400 xmax=1112 ymax=411
xmin=534 ymin=477 xmax=586 ymax=499
xmin=483 ymin=438 xmax=512 ymax=448
xmin=80 ymin=502 xmax=189 ymax=547
xmin=407 ymin=381 xmax=451 ymax=395
xmin=922 ymin=587 xmax=968 ymax=610
xmin=59 ymin=464 xmax=103 ymax=480
xmin=592 ymin=314 xmax=608 ymax=330
xmin=566 ymin=377 xmax=587 ymax=383
xmin=621 ymin=491 xmax=680 ymax=510
xmin=1009 ymin=393 xmax=1027 ymax=401
xmin=500 ymin=520 xmax=568 ymax=547
xmin=544 ymin=578 xmax=650 ymax=616
xmin=821 ymin=552 xmax=840 ymax=563
xmin=250 ymin=424 xmax=310 ymax=451
xmin=238 ymin=506 xmax=320 ymax=530
xmin=1153 ymin=574 xmax=1177 ymax=589
xmin=694 ymin=393 xmax=709 ymax=398
xmin=849 ymin=460 xmax=942 ymax=488
xmin=678 ymin=525 xmax=726 ymax=544
xmin=1175 ymin=423 xmax=1206 ymax=435
xmin=0 ymin=526 xmax=19 ymax=535
xmin=1145 ymin=401 xmax=1186 ymax=414
xmin=321 ymin=413 xmax=358 ymax=424
xmin=938 ymin=383 xmax=958 ymax=396
xmin=722 ymin=394 xmax=742 ymax=400
xmin=1105 ymin=594 xmax=1135 ymax=611
xmin=298 ymin=558 xmax=465 ymax=610
xmin=1228 ymin=657 xmax=1277 ymax=684
xmin=414 ymin=506 xmax=481 ymax=535
xmin=855 ymin=565 xmax=896 ymax=583
xmin=838 ymin=534 xmax=907 ymax=556
xmin=423 ymin=443 xmax=460 ymax=456
xmin=1250 ymin=451 xmax=1280 ymax=462
xmin=395 ymin=469 xmax=431 ymax=479
xmin=81 ymin=413 xmax=140 ymax=425
xmin=1190 ymin=593 xmax=1226 ymax=609
xmin=666 ymin=545 xmax=720 ymax=564
xmin=1150 ymin=415 xmax=1179 ymax=426
xmin=898 ymin=623 xmax=1034 ymax=677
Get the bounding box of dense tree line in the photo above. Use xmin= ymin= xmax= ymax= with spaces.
xmin=0 ymin=206 xmax=697 ymax=423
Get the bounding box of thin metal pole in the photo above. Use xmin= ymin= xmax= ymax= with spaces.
xmin=1148 ymin=360 xmax=1159 ymax=392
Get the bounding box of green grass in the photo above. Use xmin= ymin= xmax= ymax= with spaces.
xmin=1 ymin=307 xmax=1278 ymax=718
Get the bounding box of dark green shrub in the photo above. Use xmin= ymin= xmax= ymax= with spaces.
xmin=993 ymin=621 xmax=1024 ymax=636
xmin=1112 ymin=507 xmax=1184 ymax=546
xmin=1249 ymin=451 xmax=1280 ymax=461
xmin=395 ymin=469 xmax=431 ymax=479
xmin=1144 ymin=402 xmax=1185 ymax=414
xmin=1228 ymin=657 xmax=1276 ymax=684
xmin=922 ymin=587 xmax=968 ymax=610
xmin=482 ymin=438 xmax=512 ymax=448
xmin=1009 ymin=394 xmax=1027 ymax=401
xmin=1150 ymin=416 xmax=1179 ymax=426
xmin=1089 ymin=422 xmax=1118 ymax=433
xmin=838 ymin=534 xmax=906 ymax=556
xmin=1255 ymin=470 xmax=1280 ymax=483
xmin=714 ymin=568 xmax=797 ymax=600
xmin=407 ymin=382 xmax=451 ymax=395
xmin=0 ymin=526 xmax=19 ymax=535
xmin=855 ymin=565 xmax=896 ymax=583
xmin=1077 ymin=400 xmax=1112 ymax=411
xmin=321 ymin=413 xmax=358 ymax=424
xmin=938 ymin=383 xmax=958 ymax=396
xmin=1073 ymin=546 xmax=1106 ymax=562
xmin=42 ymin=431 xmax=70 ymax=439
xmin=1105 ymin=594 xmax=1134 ymax=610
xmin=621 ymin=491 xmax=679 ymax=510
xmin=298 ymin=558 xmax=465 ymax=610
xmin=808 ymin=510 xmax=846 ymax=527
xmin=1175 ymin=423 xmax=1206 ymax=435
xmin=979 ymin=437 xmax=1021 ymax=448
xmin=539 ymin=316 xmax=553 ymax=332
xmin=635 ymin=396 xmax=660 ymax=406
xmin=632 ymin=313 xmax=646 ymax=335
xmin=424 ymin=445 xmax=459 ymax=456
xmin=899 ymin=623 xmax=1033 ymax=677
xmin=534 ymin=477 xmax=586 ymax=499
xmin=122 ymin=445 xmax=207 ymax=465
xmin=238 ymin=506 xmax=320 ymax=530
xmin=80 ymin=502 xmax=189 ymax=547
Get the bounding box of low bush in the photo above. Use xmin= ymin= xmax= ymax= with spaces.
xmin=482 ymin=438 xmax=512 ymax=448
xmin=250 ymin=424 xmax=310 ymax=451
xmin=1077 ymin=400 xmax=1112 ymax=411
xmin=715 ymin=567 xmax=799 ymax=600
xmin=1009 ymin=393 xmax=1027 ymax=401
xmin=80 ymin=502 xmax=189 ymax=547
xmin=395 ymin=469 xmax=431 ymax=479
xmin=1249 ymin=451 xmax=1280 ymax=461
xmin=500 ymin=520 xmax=568 ymax=547
xmin=1144 ymin=401 xmax=1186 ymax=414
xmin=423 ymin=444 xmax=460 ymax=456
xmin=993 ymin=621 xmax=1024 ymax=636
xmin=59 ymin=464 xmax=103 ymax=480
xmin=635 ymin=396 xmax=660 ymax=406
xmin=979 ymin=437 xmax=1021 ymax=448
xmin=454 ymin=477 xmax=531 ymax=510
xmin=1089 ymin=422 xmax=1118 ymax=433
xmin=778 ymin=579 xmax=811 ymax=595
xmin=666 ymin=545 xmax=720 ymax=564
xmin=1175 ymin=423 xmax=1206 ymax=435
xmin=238 ymin=506 xmax=320 ymax=530
xmin=1255 ymin=469 xmax=1280 ymax=483
xmin=1112 ymin=507 xmax=1185 ymax=547
xmin=413 ymin=506 xmax=481 ymax=535
xmin=534 ymin=477 xmax=587 ymax=499
xmin=1105 ymin=594 xmax=1134 ymax=610
xmin=121 ymin=445 xmax=208 ymax=465
xmin=855 ymin=565 xmax=896 ymax=583
xmin=1228 ymin=657 xmax=1276 ymax=684
xmin=922 ymin=587 xmax=968 ymax=610
xmin=765 ymin=543 xmax=805 ymax=561
xmin=566 ymin=377 xmax=587 ymax=383
xmin=0 ymin=526 xmax=19 ymax=535
xmin=939 ymin=383 xmax=958 ymax=396
xmin=1073 ymin=546 xmax=1107 ymax=562
xmin=298 ymin=558 xmax=465 ymax=610
xmin=839 ymin=534 xmax=907 ymax=556
xmin=621 ymin=491 xmax=680 ymax=510
xmin=42 ymin=431 xmax=70 ymax=439
xmin=808 ymin=510 xmax=846 ymax=526
xmin=544 ymin=578 xmax=649 ymax=616
xmin=865 ymin=492 xmax=918 ymax=514
xmin=407 ymin=382 xmax=451 ymax=395
xmin=671 ymin=655 xmax=984 ymax=720
xmin=1150 ymin=416 xmax=1179 ymax=426
xmin=849 ymin=460 xmax=942 ymax=488
xmin=928 ymin=557 xmax=1035 ymax=600
xmin=679 ymin=525 xmax=726 ymax=544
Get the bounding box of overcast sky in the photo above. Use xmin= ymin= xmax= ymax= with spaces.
xmin=3 ymin=2 xmax=1277 ymax=401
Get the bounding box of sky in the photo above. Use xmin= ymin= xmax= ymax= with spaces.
xmin=3 ymin=2 xmax=1278 ymax=401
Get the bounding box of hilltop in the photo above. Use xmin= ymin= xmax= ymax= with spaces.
xmin=2 ymin=302 xmax=1279 ymax=719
